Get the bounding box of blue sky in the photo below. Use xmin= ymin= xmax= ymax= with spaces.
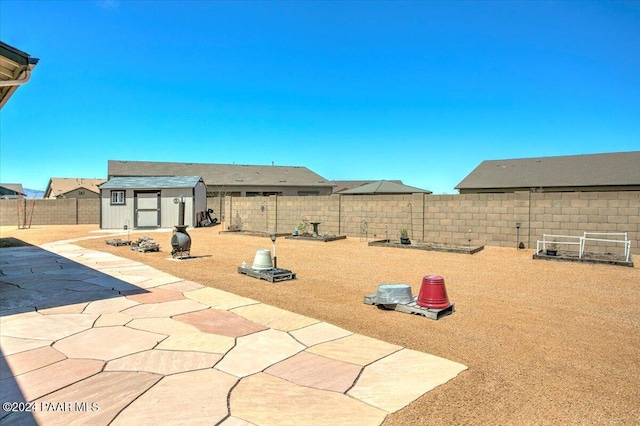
xmin=1 ymin=0 xmax=638 ymax=194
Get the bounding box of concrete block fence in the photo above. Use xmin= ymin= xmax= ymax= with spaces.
xmin=2 ymin=192 xmax=638 ymax=255
xmin=217 ymin=191 xmax=640 ymax=255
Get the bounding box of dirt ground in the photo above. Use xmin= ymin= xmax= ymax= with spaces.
xmin=2 ymin=225 xmax=639 ymax=425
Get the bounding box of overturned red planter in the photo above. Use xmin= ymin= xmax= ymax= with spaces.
xmin=417 ymin=275 xmax=451 ymax=309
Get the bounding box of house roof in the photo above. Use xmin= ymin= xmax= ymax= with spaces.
xmin=339 ymin=180 xmax=432 ymax=194
xmin=332 ymin=180 xmax=404 ymax=193
xmin=455 ymin=151 xmax=640 ymax=191
xmin=101 ymin=176 xmax=204 ymax=190
xmin=0 ymin=183 xmax=25 ymax=196
xmin=0 ymin=41 xmax=39 ymax=109
xmin=108 ymin=160 xmax=332 ymax=189
xmin=45 ymin=178 xmax=106 ymax=198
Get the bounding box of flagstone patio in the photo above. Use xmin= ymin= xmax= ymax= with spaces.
xmin=1 ymin=240 xmax=466 ymax=425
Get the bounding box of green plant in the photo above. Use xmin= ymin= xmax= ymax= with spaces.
xmin=298 ymin=218 xmax=310 ymax=235
xmin=400 ymin=227 xmax=409 ymax=239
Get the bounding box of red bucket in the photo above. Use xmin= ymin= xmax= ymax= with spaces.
xmin=417 ymin=275 xmax=450 ymax=309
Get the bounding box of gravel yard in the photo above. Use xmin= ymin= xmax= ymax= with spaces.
xmin=2 ymin=224 xmax=639 ymax=425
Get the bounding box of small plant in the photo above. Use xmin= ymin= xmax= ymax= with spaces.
xmin=400 ymin=227 xmax=409 ymax=239
xmin=297 ymin=218 xmax=310 ymax=235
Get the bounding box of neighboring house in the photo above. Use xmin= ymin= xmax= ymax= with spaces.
xmin=44 ymin=178 xmax=106 ymax=199
xmin=338 ymin=180 xmax=432 ymax=195
xmin=99 ymin=176 xmax=207 ymax=229
xmin=0 ymin=183 xmax=26 ymax=199
xmin=332 ymin=180 xmax=404 ymax=194
xmin=456 ymin=152 xmax=640 ymax=194
xmin=107 ymin=160 xmax=333 ymax=197
xmin=0 ymin=41 xmax=39 ymax=109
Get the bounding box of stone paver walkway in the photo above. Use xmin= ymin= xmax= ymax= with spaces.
xmin=1 ymin=241 xmax=467 ymax=425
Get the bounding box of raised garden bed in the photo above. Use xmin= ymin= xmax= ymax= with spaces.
xmin=285 ymin=234 xmax=347 ymax=242
xmin=218 ymin=230 xmax=290 ymax=238
xmin=533 ymin=250 xmax=634 ymax=267
xmin=368 ymin=239 xmax=484 ymax=254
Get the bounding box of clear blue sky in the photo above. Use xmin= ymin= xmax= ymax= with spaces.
xmin=1 ymin=0 xmax=638 ymax=194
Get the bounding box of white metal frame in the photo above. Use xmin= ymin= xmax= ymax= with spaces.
xmin=580 ymin=232 xmax=631 ymax=262
xmin=536 ymin=232 xmax=631 ymax=262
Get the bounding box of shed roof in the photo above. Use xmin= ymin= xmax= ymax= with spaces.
xmin=339 ymin=180 xmax=431 ymax=194
xmin=455 ymin=151 xmax=640 ymax=190
xmin=101 ymin=176 xmax=204 ymax=190
xmin=108 ymin=160 xmax=331 ymax=189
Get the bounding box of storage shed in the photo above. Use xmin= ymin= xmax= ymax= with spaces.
xmin=100 ymin=176 xmax=207 ymax=229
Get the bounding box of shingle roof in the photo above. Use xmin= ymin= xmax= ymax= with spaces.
xmin=101 ymin=176 xmax=204 ymax=189
xmin=455 ymin=152 xmax=640 ymax=190
xmin=339 ymin=180 xmax=431 ymax=194
xmin=0 ymin=183 xmax=25 ymax=196
xmin=108 ymin=160 xmax=332 ymax=189
xmin=45 ymin=178 xmax=106 ymax=198
xmin=332 ymin=180 xmax=404 ymax=193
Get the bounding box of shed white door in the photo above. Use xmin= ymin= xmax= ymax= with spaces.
xmin=135 ymin=191 xmax=160 ymax=228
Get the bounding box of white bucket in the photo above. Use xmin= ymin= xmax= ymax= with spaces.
xmin=252 ymin=249 xmax=273 ymax=270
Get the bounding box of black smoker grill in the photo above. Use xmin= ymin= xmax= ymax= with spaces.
xmin=171 ymin=199 xmax=191 ymax=259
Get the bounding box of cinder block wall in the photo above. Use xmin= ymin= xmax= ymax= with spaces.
xmin=2 ymin=192 xmax=638 ymax=255
xmin=218 ymin=191 xmax=639 ymax=255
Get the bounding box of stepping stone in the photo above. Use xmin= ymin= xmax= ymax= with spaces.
xmin=1 ymin=313 xmax=97 ymax=341
xmin=122 ymin=287 xmax=185 ymax=304
xmin=121 ymin=299 xmax=209 ymax=319
xmin=174 ymin=309 xmax=267 ymax=337
xmin=105 ymin=349 xmax=222 ymax=375
xmin=157 ymin=332 xmax=235 ymax=354
xmin=230 ymin=373 xmax=387 ymax=426
xmin=289 ymin=322 xmax=353 ymax=347
xmin=231 ymin=304 xmax=319 ymax=331
xmin=306 ymin=334 xmax=402 ymax=366
xmin=1 ymin=346 xmax=66 ymax=379
xmin=53 ymin=326 xmax=166 ymax=361
xmin=265 ymin=351 xmax=362 ymax=393
xmin=9 ymin=358 xmax=104 ymax=401
xmin=185 ymin=287 xmax=258 ymax=310
xmin=347 ymin=348 xmax=468 ymax=412
xmin=0 ymin=336 xmax=52 ymax=357
xmin=215 ymin=329 xmax=305 ymax=378
xmin=112 ymin=369 xmax=238 ymax=425
xmin=31 ymin=371 xmax=161 ymax=425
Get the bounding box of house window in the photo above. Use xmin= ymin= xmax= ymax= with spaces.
xmin=79 ymin=190 xmax=85 ymax=195
xmin=111 ymin=190 xmax=125 ymax=205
